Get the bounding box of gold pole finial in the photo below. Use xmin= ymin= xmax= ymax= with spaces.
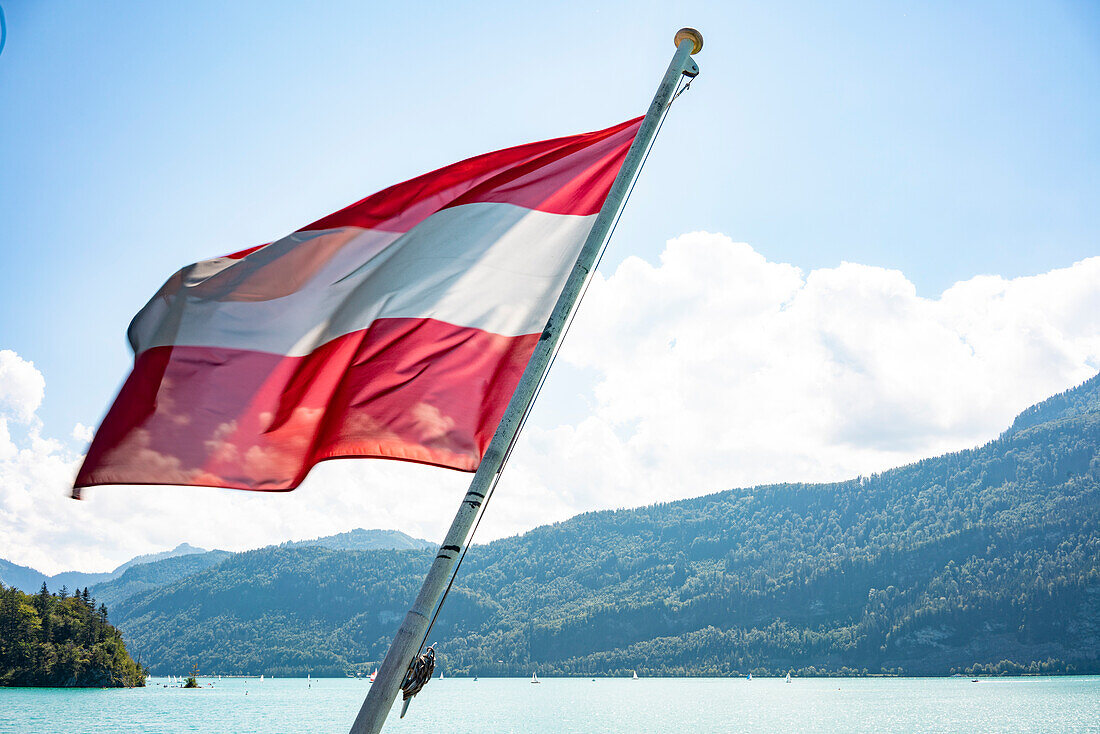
xmin=674 ymin=27 xmax=703 ymax=55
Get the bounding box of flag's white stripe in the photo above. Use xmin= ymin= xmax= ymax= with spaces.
xmin=129 ymin=202 xmax=595 ymax=357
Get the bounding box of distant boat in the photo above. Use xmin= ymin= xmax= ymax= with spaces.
xmin=370 ymin=670 xmax=378 ymax=683
xmin=439 ymin=671 xmax=444 ymax=680
xmin=786 ymin=673 xmax=791 ymax=683
xmin=531 ymin=672 xmax=540 ymax=684
xmin=747 ymin=673 xmax=752 ymax=681
xmin=260 ymin=674 xmax=264 ymax=681
xmin=632 ymin=670 xmax=639 ymax=680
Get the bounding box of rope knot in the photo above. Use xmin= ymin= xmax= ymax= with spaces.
xmin=399 ymin=645 xmax=436 ymax=718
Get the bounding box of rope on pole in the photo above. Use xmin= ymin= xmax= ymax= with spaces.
xmin=399 ymin=646 xmax=436 ymax=718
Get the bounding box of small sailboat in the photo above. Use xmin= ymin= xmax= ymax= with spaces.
xmin=747 ymin=672 xmax=752 ymax=681
xmin=370 ymin=670 xmax=378 ymax=683
xmin=632 ymin=670 xmax=639 ymax=680
xmin=785 ymin=672 xmax=791 ymax=683
xmin=531 ymin=672 xmax=540 ymax=684
xmin=260 ymin=674 xmax=264 ymax=681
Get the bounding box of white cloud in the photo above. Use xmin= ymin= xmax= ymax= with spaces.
xmin=0 ymin=349 xmax=46 ymax=422
xmin=488 ymin=234 xmax=1100 ymax=534
xmin=1 ymin=235 xmax=1098 ymax=574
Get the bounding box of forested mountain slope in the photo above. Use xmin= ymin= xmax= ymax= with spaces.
xmin=282 ymin=528 xmax=431 ymax=552
xmin=0 ymin=543 xmax=209 ymax=595
xmin=92 ymin=551 xmax=233 ymax=611
xmin=1 ymin=528 xmax=431 ymax=607
xmin=114 ymin=375 xmax=1100 ymax=677
xmin=87 ymin=530 xmax=427 ymax=612
xmin=0 ymin=559 xmax=47 ymax=595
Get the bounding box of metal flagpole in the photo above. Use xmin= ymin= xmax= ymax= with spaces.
xmin=348 ymin=27 xmax=703 ymax=734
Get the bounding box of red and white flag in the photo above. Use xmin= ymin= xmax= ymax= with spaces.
xmin=75 ymin=118 xmax=642 ymax=493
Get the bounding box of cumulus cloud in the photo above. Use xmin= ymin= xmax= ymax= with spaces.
xmin=2 ymin=235 xmax=1098 ymax=573
xmin=72 ymin=423 xmax=95 ymax=444
xmin=495 ymin=233 xmax=1100 ymax=523
xmin=0 ymin=350 xmax=46 ymax=422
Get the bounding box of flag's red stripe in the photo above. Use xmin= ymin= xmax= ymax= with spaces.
xmin=75 ymin=319 xmax=539 ymax=490
xmin=297 ymin=117 xmax=642 ymax=234
xmin=225 ymin=243 xmax=269 ymax=260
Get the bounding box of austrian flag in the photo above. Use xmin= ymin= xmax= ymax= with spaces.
xmin=74 ymin=118 xmax=643 ymax=493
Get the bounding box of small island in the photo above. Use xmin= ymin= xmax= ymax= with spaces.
xmin=0 ymin=583 xmax=146 ymax=687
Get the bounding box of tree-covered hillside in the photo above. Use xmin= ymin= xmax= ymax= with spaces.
xmin=87 ymin=529 xmax=429 ymax=611
xmin=114 ymin=375 xmax=1100 ymax=677
xmin=0 ymin=529 xmax=432 ymax=603
xmin=0 ymin=543 xmax=210 ymax=596
xmin=283 ymin=528 xmax=431 ymax=552
xmin=92 ymin=551 xmax=233 ymax=611
xmin=0 ymin=584 xmax=146 ymax=686
xmin=0 ymin=559 xmax=46 ymax=595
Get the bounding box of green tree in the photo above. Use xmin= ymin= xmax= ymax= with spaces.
xmin=0 ymin=583 xmax=146 ymax=687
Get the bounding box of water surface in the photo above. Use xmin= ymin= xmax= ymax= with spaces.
xmin=3 ymin=675 xmax=1098 ymax=733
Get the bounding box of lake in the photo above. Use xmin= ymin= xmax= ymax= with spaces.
xmin=3 ymin=676 xmax=1099 ymax=733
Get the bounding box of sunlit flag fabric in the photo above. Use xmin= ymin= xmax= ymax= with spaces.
xmin=74 ymin=117 xmax=643 ymax=494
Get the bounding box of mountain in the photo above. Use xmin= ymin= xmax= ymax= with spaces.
xmin=91 ymin=551 xmax=233 ymax=611
xmin=0 ymin=530 xmax=428 ymax=599
xmin=109 ymin=374 xmax=1100 ymax=677
xmin=0 ymin=559 xmax=48 ymax=595
xmin=87 ymin=530 xmax=428 ymax=611
xmin=112 ymin=543 xmax=209 ymax=575
xmin=0 ymin=542 xmax=210 ymax=595
xmin=285 ymin=528 xmax=431 ymax=552
xmin=49 ymin=543 xmax=209 ymax=592
xmin=43 ymin=569 xmax=115 ymax=593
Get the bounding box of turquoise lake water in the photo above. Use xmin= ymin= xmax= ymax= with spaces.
xmin=3 ymin=676 xmax=1098 ymax=733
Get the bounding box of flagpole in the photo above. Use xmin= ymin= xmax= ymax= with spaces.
xmin=348 ymin=28 xmax=703 ymax=734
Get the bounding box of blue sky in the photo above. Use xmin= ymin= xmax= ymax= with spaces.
xmin=1 ymin=2 xmax=1099 ymax=570
xmin=2 ymin=1 xmax=1098 ymax=438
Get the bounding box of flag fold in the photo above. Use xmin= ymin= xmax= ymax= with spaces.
xmin=75 ymin=117 xmax=642 ymax=492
